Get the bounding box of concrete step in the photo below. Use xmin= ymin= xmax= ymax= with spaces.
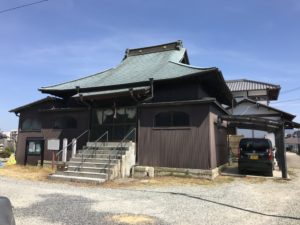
xmin=56 ymin=171 xmax=108 ymax=179
xmin=75 ymin=153 xmax=122 ymax=160
xmin=77 ymin=149 xmax=127 ymax=155
xmin=70 ymin=157 xmax=119 ymax=164
xmin=67 ymin=166 xmax=113 ymax=174
xmin=87 ymin=142 xmax=133 ymax=148
xmin=83 ymin=146 xmax=129 ymax=151
xmin=67 ymin=161 xmax=116 ymax=168
xmin=49 ymin=174 xmax=106 ymax=184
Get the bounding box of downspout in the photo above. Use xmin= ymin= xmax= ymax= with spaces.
xmin=77 ymin=86 xmax=92 ymax=141
xmin=143 ymin=78 xmax=154 ymax=102
xmin=129 ymin=78 xmax=155 ymax=165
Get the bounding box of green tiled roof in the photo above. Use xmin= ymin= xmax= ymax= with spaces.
xmin=40 ymin=46 xmax=214 ymax=92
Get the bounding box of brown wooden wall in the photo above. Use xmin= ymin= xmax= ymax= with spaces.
xmin=138 ymin=104 xmax=212 ymax=169
xmin=209 ymin=105 xmax=228 ymax=168
xmin=153 ymin=79 xmax=209 ymax=103
xmin=16 ymin=102 xmax=89 ymax=165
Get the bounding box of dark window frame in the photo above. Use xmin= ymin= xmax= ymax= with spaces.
xmin=21 ymin=118 xmax=42 ymax=131
xmin=154 ymin=111 xmax=190 ymax=127
xmin=53 ymin=116 xmax=77 ymax=129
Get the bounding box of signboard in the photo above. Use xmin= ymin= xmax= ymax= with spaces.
xmin=47 ymin=139 xmax=60 ymax=151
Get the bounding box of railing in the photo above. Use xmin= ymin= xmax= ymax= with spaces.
xmin=87 ymin=130 xmax=109 ymax=160
xmin=113 ymin=128 xmax=136 ymax=178
xmin=76 ymin=130 xmax=109 ymax=170
xmin=56 ymin=129 xmax=90 ymax=161
xmin=114 ymin=128 xmax=136 ymax=153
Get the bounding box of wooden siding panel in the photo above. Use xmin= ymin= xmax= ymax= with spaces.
xmin=209 ymin=105 xmax=228 ymax=168
xmin=138 ymin=104 xmax=211 ymax=169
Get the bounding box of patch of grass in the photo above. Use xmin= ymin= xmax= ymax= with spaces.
xmin=242 ymin=176 xmax=267 ymax=184
xmin=107 ymin=214 xmax=156 ymax=224
xmin=272 ymin=178 xmax=289 ymax=183
xmin=0 ymin=165 xmax=235 ymax=188
xmin=0 ymin=165 xmax=54 ymax=181
xmin=101 ymin=175 xmax=234 ymax=189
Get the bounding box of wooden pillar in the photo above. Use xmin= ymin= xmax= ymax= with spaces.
xmin=280 ymin=124 xmax=288 ymax=178
xmin=276 ymin=125 xmax=287 ymax=178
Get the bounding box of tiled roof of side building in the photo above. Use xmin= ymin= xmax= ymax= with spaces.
xmin=226 ymin=79 xmax=281 ymax=92
xmin=9 ymin=96 xmax=62 ymax=113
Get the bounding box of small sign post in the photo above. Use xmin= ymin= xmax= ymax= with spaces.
xmin=47 ymin=139 xmax=60 ymax=170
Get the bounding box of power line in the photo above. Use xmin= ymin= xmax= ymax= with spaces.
xmin=280 ymin=86 xmax=300 ymax=95
xmin=0 ymin=0 xmax=52 ymax=14
xmin=271 ymin=98 xmax=300 ymax=104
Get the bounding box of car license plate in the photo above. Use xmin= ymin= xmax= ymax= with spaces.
xmin=250 ymin=155 xmax=258 ymax=160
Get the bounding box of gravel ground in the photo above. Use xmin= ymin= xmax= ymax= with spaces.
xmin=0 ymin=169 xmax=300 ymax=224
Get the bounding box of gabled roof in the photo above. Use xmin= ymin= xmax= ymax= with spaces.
xmin=233 ymin=98 xmax=295 ymax=121
xmin=39 ymin=41 xmax=233 ymax=105
xmin=9 ymin=96 xmax=62 ymax=113
xmin=226 ymin=79 xmax=281 ymax=100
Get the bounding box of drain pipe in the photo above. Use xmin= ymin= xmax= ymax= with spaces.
xmin=129 ymin=78 xmax=155 ymax=167
xmin=129 ymin=78 xmax=154 ymax=103
xmin=143 ymin=78 xmax=154 ymax=102
xmin=77 ymin=86 xmax=92 ymax=141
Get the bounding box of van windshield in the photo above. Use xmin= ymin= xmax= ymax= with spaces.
xmin=240 ymin=139 xmax=271 ymax=152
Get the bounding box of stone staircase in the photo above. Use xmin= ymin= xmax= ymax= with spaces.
xmin=49 ymin=142 xmax=136 ymax=184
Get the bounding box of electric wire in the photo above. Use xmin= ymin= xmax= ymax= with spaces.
xmin=271 ymin=98 xmax=300 ymax=104
xmin=280 ymin=86 xmax=300 ymax=95
xmin=0 ymin=0 xmax=53 ymax=14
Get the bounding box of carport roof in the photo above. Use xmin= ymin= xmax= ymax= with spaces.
xmin=219 ymin=115 xmax=300 ymax=133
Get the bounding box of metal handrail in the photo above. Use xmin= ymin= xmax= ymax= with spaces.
xmin=56 ymin=129 xmax=90 ymax=158
xmin=92 ymin=130 xmax=109 ymax=158
xmin=78 ymin=130 xmax=109 ymax=169
xmin=113 ymin=128 xmax=136 ymax=178
xmin=115 ymin=128 xmax=136 ymax=153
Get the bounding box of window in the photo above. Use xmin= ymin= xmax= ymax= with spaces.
xmin=21 ymin=118 xmax=41 ymax=131
xmin=154 ymin=111 xmax=190 ymax=127
xmin=54 ymin=116 xmax=77 ymax=129
xmin=27 ymin=140 xmax=42 ymax=155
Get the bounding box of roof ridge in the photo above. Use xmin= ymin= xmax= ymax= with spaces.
xmin=125 ymin=40 xmax=183 ymax=58
xmin=39 ymin=68 xmax=114 ymax=90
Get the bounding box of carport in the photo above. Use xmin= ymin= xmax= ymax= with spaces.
xmin=218 ymin=115 xmax=300 ymax=178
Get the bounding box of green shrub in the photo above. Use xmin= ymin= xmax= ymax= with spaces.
xmin=5 ymin=147 xmax=14 ymax=154
xmin=0 ymin=149 xmax=12 ymax=158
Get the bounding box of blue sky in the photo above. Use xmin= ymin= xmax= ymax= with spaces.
xmin=1 ymin=0 xmax=300 ymax=131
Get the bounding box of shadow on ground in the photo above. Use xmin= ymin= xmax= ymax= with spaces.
xmin=15 ymin=194 xmax=168 ymax=225
xmin=221 ymin=163 xmax=283 ymax=178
